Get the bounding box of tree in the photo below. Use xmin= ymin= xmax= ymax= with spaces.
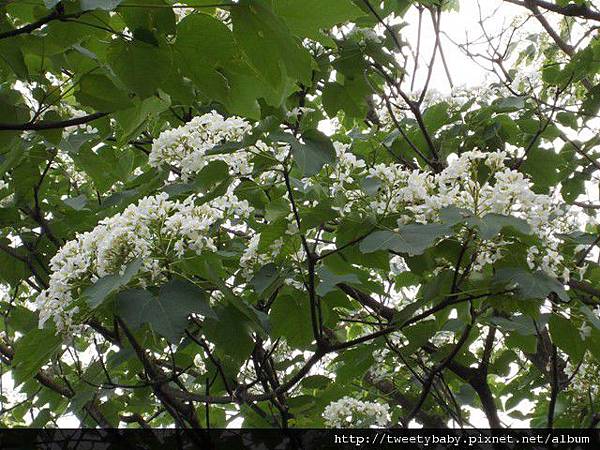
xmin=0 ymin=0 xmax=599 ymax=430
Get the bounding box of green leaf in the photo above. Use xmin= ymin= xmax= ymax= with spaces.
xmin=119 ymin=0 xmax=176 ymax=36
xmin=107 ymin=39 xmax=173 ymax=99
xmin=67 ymin=361 xmax=106 ymax=415
xmin=63 ymin=194 xmax=88 ymax=211
xmin=12 ymin=328 xmax=62 ymax=386
xmin=505 ymin=332 xmax=537 ymax=353
xmin=272 ymin=129 xmax=337 ymax=176
xmin=316 ymin=267 xmax=360 ymax=296
xmin=294 ymin=130 xmax=337 ymax=176
xmin=175 ymin=13 xmax=236 ymax=70
xmin=117 ymin=279 xmax=216 ymax=344
xmin=175 ymin=13 xmax=235 ymax=103
xmin=31 ymin=409 xmax=52 ymax=427
xmin=489 ymin=315 xmax=538 ymax=336
xmin=580 ymin=304 xmax=600 ymax=330
xmin=274 ymin=0 xmax=364 ymax=43
xmin=114 ymin=91 xmax=171 ymax=144
xmin=494 ymin=96 xmax=525 ymax=112
xmin=468 ymin=213 xmax=531 ymax=239
xmin=231 ymin=0 xmax=312 ymax=99
xmin=75 ymin=73 xmax=132 ymax=111
xmin=521 ymin=147 xmax=562 ymax=191
xmin=0 ymin=242 xmax=28 ymax=286
xmin=494 ymin=268 xmax=568 ymax=302
xmin=360 ymin=223 xmax=452 ymax=256
xmin=83 ymin=258 xmax=143 ymax=309
xmin=423 ymin=102 xmax=450 ymax=133
xmin=270 ymin=293 xmax=314 ymax=348
xmin=322 ymin=81 xmax=368 ymax=118
xmin=203 ymin=302 xmax=255 ymax=363
xmin=403 ymin=320 xmax=438 ymax=353
xmin=549 ymin=315 xmax=585 ymax=361
xmin=250 ymin=263 xmax=280 ymax=295
xmin=301 ymin=374 xmax=332 ymax=389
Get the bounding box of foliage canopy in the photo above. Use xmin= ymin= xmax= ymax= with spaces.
xmin=1 ymin=0 xmax=600 ymax=430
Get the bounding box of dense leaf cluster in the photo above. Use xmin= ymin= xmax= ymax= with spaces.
xmin=0 ymin=0 xmax=600 ymax=430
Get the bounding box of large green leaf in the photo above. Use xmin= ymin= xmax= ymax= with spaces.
xmin=174 ymin=13 xmax=235 ymax=103
xmin=292 ymin=130 xmax=337 ymax=177
xmin=113 ymin=91 xmax=171 ymax=144
xmin=272 ymin=129 xmax=337 ymax=176
xmin=231 ymin=0 xmax=312 ymax=100
xmin=250 ymin=263 xmax=281 ymax=296
xmin=549 ymin=314 xmax=585 ymax=364
xmin=316 ymin=266 xmax=360 ymax=296
xmin=119 ymin=0 xmax=176 ymax=36
xmin=107 ymin=39 xmax=173 ymax=99
xmin=494 ymin=268 xmax=569 ymax=302
xmin=549 ymin=314 xmax=585 ymax=361
xmin=322 ymin=81 xmax=369 ymax=119
xmin=360 ymin=223 xmax=453 ymax=256
xmin=75 ymin=73 xmax=132 ymax=112
xmin=274 ymin=0 xmax=364 ymax=43
xmin=202 ymin=302 xmax=255 ymax=364
xmin=12 ymin=328 xmax=62 ymax=386
xmin=467 ymin=213 xmax=531 ymax=240
xmin=117 ymin=279 xmax=216 ymax=344
xmin=270 ymin=293 xmax=314 ymax=348
xmin=83 ymin=258 xmax=143 ymax=309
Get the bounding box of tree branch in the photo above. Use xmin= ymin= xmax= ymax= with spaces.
xmin=0 ymin=112 xmax=108 ymax=131
xmin=503 ymin=0 xmax=600 ymax=22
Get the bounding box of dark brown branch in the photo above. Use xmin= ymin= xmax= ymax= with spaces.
xmin=0 ymin=340 xmax=111 ymax=427
xmin=521 ymin=0 xmax=593 ymax=90
xmin=0 ymin=8 xmax=86 ymax=40
xmin=547 ymin=344 xmax=559 ymax=428
xmin=0 ymin=112 xmax=107 ymax=131
xmin=569 ymin=279 xmax=600 ymax=299
xmin=504 ymin=0 xmax=600 ymax=22
xmin=404 ymin=319 xmax=474 ymax=426
xmin=116 ymin=318 xmax=202 ymax=430
xmin=574 ymin=201 xmax=600 ymax=209
xmin=0 ymin=243 xmax=48 ymax=289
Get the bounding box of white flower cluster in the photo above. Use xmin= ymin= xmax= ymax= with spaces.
xmin=510 ymin=69 xmax=542 ymax=92
xmin=35 ymin=190 xmax=252 ymax=332
xmin=239 ymin=233 xmax=285 ymax=280
xmin=149 ymin=111 xmax=253 ymax=180
xmin=564 ymin=354 xmax=600 ymax=413
xmin=331 ymin=150 xmax=575 ymax=278
xmin=348 ymin=27 xmax=383 ymax=44
xmin=0 ymin=179 xmax=15 ymax=208
xmin=323 ymin=396 xmax=390 ymax=428
xmin=193 ymin=354 xmax=207 ymax=373
xmin=369 ymin=348 xmax=392 ymax=382
xmin=330 ymin=142 xmax=366 ymax=195
xmin=55 ymin=152 xmax=90 ymax=188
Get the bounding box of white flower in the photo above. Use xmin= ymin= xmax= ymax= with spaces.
xmin=193 ymin=354 xmax=207 ymax=373
xmin=323 ymin=396 xmax=390 ymax=428
xmin=286 ymin=107 xmax=315 ymax=118
xmin=579 ymin=323 xmax=592 ymax=340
